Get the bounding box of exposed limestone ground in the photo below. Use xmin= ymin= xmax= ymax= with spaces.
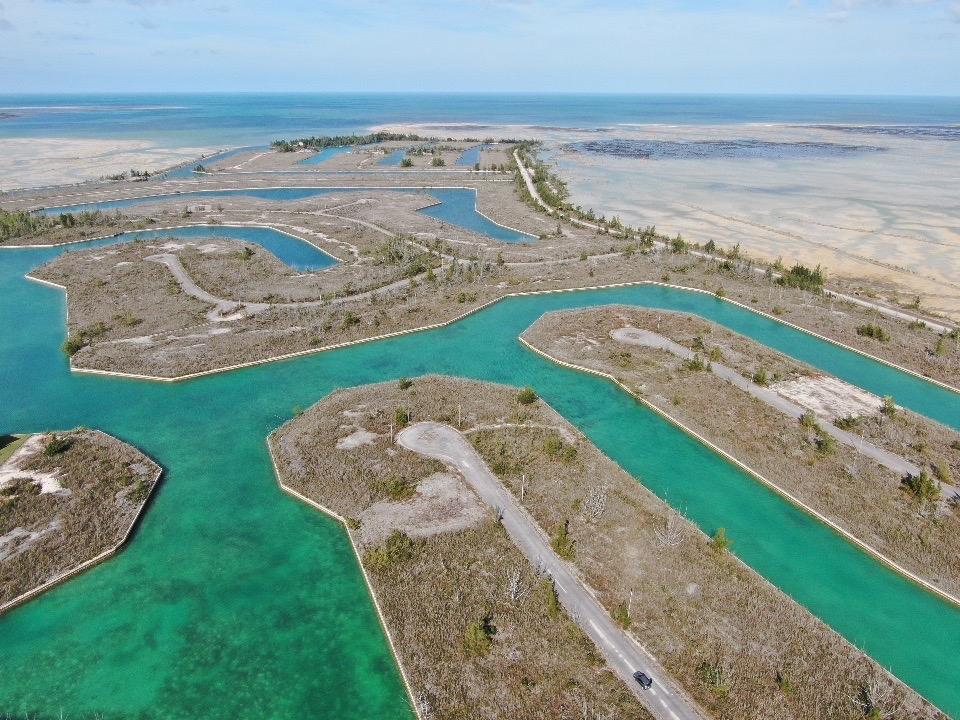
xmin=270 ymin=375 xmax=942 ymax=720
xmin=0 ymin=428 xmax=161 ymax=607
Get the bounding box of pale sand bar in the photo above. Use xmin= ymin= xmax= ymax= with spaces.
xmin=0 ymin=137 xmax=213 ymax=190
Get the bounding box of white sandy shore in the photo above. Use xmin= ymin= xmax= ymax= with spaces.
xmin=0 ymin=137 xmax=213 ymax=190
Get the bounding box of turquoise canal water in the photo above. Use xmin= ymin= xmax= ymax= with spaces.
xmin=378 ymin=149 xmax=407 ymax=167
xmin=456 ymin=144 xmax=489 ymax=166
xmin=40 ymin=186 xmax=533 ymax=245
xmin=298 ymin=146 xmax=353 ymax=166
xmin=163 ymin=146 xmax=268 ymax=180
xmin=96 ymin=225 xmax=337 ymax=273
xmin=1 ymin=244 xmax=960 ymax=716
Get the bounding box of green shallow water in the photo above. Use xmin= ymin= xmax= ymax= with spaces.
xmin=1 ymin=243 xmax=959 ymax=718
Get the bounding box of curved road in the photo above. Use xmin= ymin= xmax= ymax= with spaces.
xmin=396 ymin=421 xmax=706 ymax=720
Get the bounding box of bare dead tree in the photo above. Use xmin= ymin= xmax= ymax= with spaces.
xmin=584 ymin=485 xmax=608 ymax=520
xmin=416 ymin=690 xmax=434 ymax=719
xmin=845 ymin=436 xmax=866 ymax=480
xmin=850 ymin=675 xmax=894 ymax=720
xmin=655 ymin=512 xmax=684 ymax=549
xmin=507 ymin=567 xmax=531 ymax=605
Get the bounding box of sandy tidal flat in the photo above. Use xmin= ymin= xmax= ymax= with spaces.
xmin=382 ymin=122 xmax=960 ymax=318
xmin=0 ymin=137 xmax=212 ymax=190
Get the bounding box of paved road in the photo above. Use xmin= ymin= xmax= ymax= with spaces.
xmin=396 ymin=421 xmax=705 ymax=720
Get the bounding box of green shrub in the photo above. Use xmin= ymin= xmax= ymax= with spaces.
xmin=903 ymin=469 xmax=939 ymax=505
xmin=394 ymin=407 xmax=410 ymax=427
xmin=708 ymin=346 xmax=724 ymax=362
xmin=933 ymin=461 xmax=953 ymax=486
xmin=833 ymin=415 xmax=861 ymax=431
xmin=709 ymin=528 xmax=730 ymax=553
xmin=462 ymin=617 xmax=494 ymax=656
xmin=551 ymin=519 xmax=576 ymax=560
xmin=399 ymin=157 xmax=414 ymax=167
xmin=63 ymin=334 xmax=86 ymax=357
xmin=541 ymin=578 xmax=561 ymax=618
xmin=800 ymin=411 xmax=820 ymax=431
xmin=777 ymin=263 xmax=825 ymax=292
xmin=543 ymin=434 xmax=576 ymax=462
xmin=881 ymin=395 xmax=897 ymax=417
xmin=775 ymin=671 xmax=796 ymax=696
xmin=397 ymin=377 xmax=413 ymax=390
xmin=856 ymin=324 xmax=890 ymax=342
xmin=681 ymin=354 xmax=709 ymax=372
xmin=815 ymin=434 xmax=838 ymax=456
xmin=697 ymin=660 xmax=731 ymax=698
xmin=44 ymin=434 xmax=72 ymax=456
xmin=431 ymin=156 xmax=446 ymax=167
xmin=752 ymin=368 xmax=769 ymax=386
xmin=517 ymin=387 xmax=538 ymax=405
xmin=612 ymin=602 xmax=632 ymax=630
xmin=364 ymin=530 xmax=419 ymax=571
xmin=382 ymin=476 xmax=415 ymax=501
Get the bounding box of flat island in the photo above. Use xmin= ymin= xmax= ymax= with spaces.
xmin=269 ymin=375 xmax=940 ymax=720
xmin=0 ymin=428 xmax=161 ymax=611
xmin=522 ymin=306 xmax=960 ymax=597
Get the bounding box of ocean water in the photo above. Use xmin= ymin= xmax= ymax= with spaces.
xmin=1 ymin=93 xmax=959 ymax=149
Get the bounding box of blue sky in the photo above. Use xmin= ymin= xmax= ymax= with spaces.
xmin=0 ymin=0 xmax=958 ymax=94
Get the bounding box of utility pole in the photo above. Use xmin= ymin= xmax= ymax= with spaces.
xmin=457 ymin=403 xmax=462 ymax=428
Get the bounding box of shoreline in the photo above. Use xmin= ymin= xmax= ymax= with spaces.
xmin=265 ymin=433 xmax=423 ymax=720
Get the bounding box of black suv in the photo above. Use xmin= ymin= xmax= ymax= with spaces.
xmin=633 ymin=671 xmax=653 ymax=689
